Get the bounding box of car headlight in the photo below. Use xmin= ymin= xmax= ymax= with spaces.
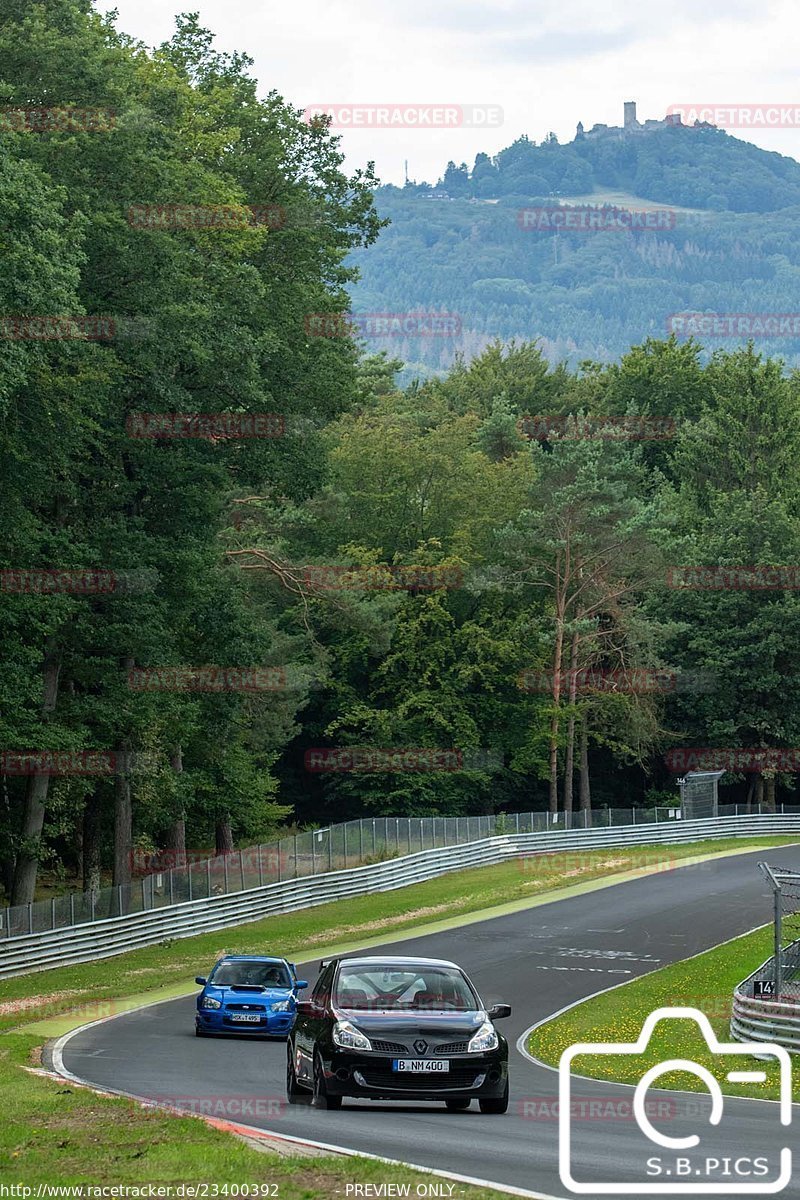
xmin=468 ymin=1021 xmax=498 ymax=1053
xmin=271 ymin=1000 xmax=292 ymax=1012
xmin=332 ymin=1020 xmax=372 ymax=1051
xmin=201 ymin=995 xmax=222 ymax=1010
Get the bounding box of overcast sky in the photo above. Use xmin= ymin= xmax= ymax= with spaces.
xmin=95 ymin=0 xmax=800 ymax=187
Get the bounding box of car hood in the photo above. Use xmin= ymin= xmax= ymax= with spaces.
xmin=334 ymin=1008 xmax=488 ymax=1038
xmin=205 ymin=986 xmax=294 ymax=1000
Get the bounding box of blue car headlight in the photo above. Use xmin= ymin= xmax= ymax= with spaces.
xmin=201 ymin=995 xmax=222 ymax=1010
xmin=271 ymin=1000 xmax=292 ymax=1012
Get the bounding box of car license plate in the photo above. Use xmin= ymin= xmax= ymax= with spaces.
xmin=392 ymin=1059 xmax=449 ymax=1072
xmin=230 ymin=1013 xmax=261 ymax=1023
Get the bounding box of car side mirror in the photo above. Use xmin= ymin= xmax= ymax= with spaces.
xmin=295 ymin=980 xmax=309 ymax=990
xmin=296 ymin=1000 xmax=315 ymax=1016
xmin=195 ymin=977 xmax=207 ymax=986
xmin=487 ymin=1003 xmax=511 ymax=1020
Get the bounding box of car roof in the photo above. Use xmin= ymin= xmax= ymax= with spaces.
xmin=216 ymin=955 xmax=287 ymax=963
xmin=336 ymin=955 xmax=460 ymax=969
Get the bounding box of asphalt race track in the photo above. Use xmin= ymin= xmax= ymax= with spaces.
xmin=55 ymin=845 xmax=800 ymax=1199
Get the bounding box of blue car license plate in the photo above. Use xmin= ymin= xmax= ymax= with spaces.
xmin=230 ymin=1013 xmax=261 ymax=1023
xmin=392 ymin=1059 xmax=449 ymax=1072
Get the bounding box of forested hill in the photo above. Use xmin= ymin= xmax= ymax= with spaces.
xmin=347 ymin=124 xmax=800 ymax=377
xmin=413 ymin=123 xmax=800 ymax=213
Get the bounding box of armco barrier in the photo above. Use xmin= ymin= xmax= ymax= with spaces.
xmin=1 ymin=814 xmax=799 ymax=979
xmin=731 ymin=950 xmax=800 ymax=1052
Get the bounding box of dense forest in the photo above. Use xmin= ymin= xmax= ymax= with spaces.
xmin=348 ymin=127 xmax=800 ymax=376
xmin=3 ymin=1 xmax=800 ymax=908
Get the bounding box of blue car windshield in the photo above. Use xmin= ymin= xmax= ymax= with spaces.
xmin=210 ymin=961 xmax=292 ymax=988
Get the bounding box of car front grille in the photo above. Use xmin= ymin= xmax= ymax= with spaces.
xmin=226 ymin=1004 xmax=267 ymax=1012
xmin=357 ymin=1067 xmax=482 ymax=1090
xmin=434 ymin=1041 xmax=468 ymax=1054
xmin=371 ymin=1039 xmax=409 ymax=1054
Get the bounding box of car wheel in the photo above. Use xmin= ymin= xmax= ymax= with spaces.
xmin=445 ymin=1099 xmax=470 ymax=1111
xmin=312 ymin=1051 xmax=342 ymax=1110
xmin=286 ymin=1042 xmax=305 ymax=1103
xmin=479 ymin=1081 xmax=509 ymax=1114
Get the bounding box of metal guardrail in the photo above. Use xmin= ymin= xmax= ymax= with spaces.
xmin=731 ymin=948 xmax=800 ymax=1052
xmin=3 ymin=802 xmax=792 ymax=940
xmin=2 ymin=812 xmax=799 ymax=979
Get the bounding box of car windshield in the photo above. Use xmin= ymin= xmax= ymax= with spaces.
xmin=210 ymin=961 xmax=292 ymax=988
xmin=333 ymin=964 xmax=478 ymax=1011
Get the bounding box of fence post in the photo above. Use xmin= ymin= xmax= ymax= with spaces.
xmin=118 ymin=884 xmax=123 ymax=918
xmin=328 ymin=833 xmax=332 ymax=872
xmin=91 ymin=891 xmax=96 ymax=922
xmin=407 ymin=817 xmax=412 ymax=853
xmin=396 ymin=817 xmax=400 ymax=853
xmin=223 ymin=855 xmax=229 ymax=893
xmin=372 ymin=819 xmax=377 ymax=855
xmin=632 ymin=807 xmax=636 ymax=824
xmin=141 ymin=878 xmax=147 ymax=912
xmin=28 ymin=903 xmax=33 ymax=934
xmin=51 ymin=897 xmax=56 ymax=930
xmin=359 ymin=822 xmax=364 ymax=861
xmin=206 ymin=860 xmax=211 ymax=899
xmin=258 ymin=847 xmax=264 ymax=886
xmin=312 ymin=835 xmax=316 ymax=875
xmin=294 ymin=833 xmax=298 ymax=878
xmin=70 ymin=893 xmax=75 ymax=926
xmin=188 ymin=866 xmax=193 ymax=902
xmin=343 ymin=824 xmax=348 ymax=868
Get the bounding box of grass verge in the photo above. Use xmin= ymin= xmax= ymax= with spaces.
xmin=2 ymin=835 xmax=797 ymax=1194
xmin=528 ymin=925 xmax=793 ymax=1104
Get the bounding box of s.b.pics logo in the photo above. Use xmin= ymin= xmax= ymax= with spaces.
xmin=559 ymin=1008 xmax=792 ymax=1194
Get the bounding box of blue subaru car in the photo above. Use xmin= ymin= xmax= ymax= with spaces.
xmin=195 ymin=954 xmax=308 ymax=1038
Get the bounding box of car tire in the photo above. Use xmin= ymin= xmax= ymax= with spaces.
xmin=286 ymin=1042 xmax=305 ymax=1103
xmin=312 ymin=1051 xmax=342 ymax=1110
xmin=445 ymin=1099 xmax=470 ymax=1111
xmin=479 ymin=1081 xmax=509 ymax=1114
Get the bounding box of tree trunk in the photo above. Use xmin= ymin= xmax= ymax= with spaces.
xmin=11 ymin=642 xmax=61 ymax=905
xmin=166 ymin=745 xmax=186 ymax=866
xmin=562 ymin=630 xmax=579 ymax=822
xmin=82 ymin=791 xmax=102 ymax=895
xmin=578 ymin=718 xmax=591 ymax=820
xmin=113 ymin=769 xmax=132 ymax=892
xmin=548 ymin=571 xmax=567 ymax=814
xmin=743 ymin=777 xmax=758 ymax=816
xmin=764 ymin=774 xmax=776 ymax=813
xmin=753 ymin=773 xmax=764 ymax=810
xmin=215 ymin=816 xmax=234 ymax=855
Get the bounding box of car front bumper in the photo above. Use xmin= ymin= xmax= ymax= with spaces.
xmin=196 ymin=1010 xmax=295 ymax=1036
xmin=319 ymin=1050 xmax=508 ymax=1100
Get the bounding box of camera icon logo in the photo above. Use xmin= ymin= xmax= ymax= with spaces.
xmin=558 ymin=1006 xmax=792 ymax=1194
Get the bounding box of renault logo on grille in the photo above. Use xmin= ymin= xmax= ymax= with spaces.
xmin=413 ymin=1039 xmax=428 ymax=1055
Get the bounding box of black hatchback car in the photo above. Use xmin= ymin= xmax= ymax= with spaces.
xmin=287 ymin=954 xmax=511 ymax=1112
